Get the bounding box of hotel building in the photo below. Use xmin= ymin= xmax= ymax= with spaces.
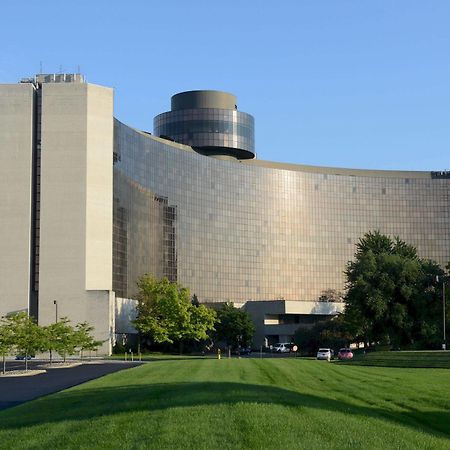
xmin=1 ymin=74 xmax=449 ymax=352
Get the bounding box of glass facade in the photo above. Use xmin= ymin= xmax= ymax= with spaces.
xmin=113 ymin=119 xmax=450 ymax=304
xmin=154 ymin=108 xmax=255 ymax=159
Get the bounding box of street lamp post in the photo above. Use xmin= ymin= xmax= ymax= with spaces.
xmin=53 ymin=300 xmax=58 ymax=324
xmin=436 ymin=276 xmax=446 ymax=350
xmin=443 ymin=280 xmax=446 ymax=350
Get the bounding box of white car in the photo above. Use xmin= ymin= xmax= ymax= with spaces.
xmin=273 ymin=343 xmax=292 ymax=353
xmin=317 ymin=348 xmax=333 ymax=361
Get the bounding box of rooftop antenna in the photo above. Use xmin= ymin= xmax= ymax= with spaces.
xmin=77 ymin=64 xmax=81 ymax=74
xmin=59 ymin=64 xmax=63 ymax=74
xmin=39 ymin=61 xmax=43 ymax=74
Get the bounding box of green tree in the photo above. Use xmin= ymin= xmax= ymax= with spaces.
xmin=6 ymin=312 xmax=44 ymax=371
xmin=0 ymin=318 xmax=14 ymax=374
xmin=42 ymin=323 xmax=58 ymax=364
xmin=51 ymin=317 xmax=77 ymax=362
xmin=344 ymin=231 xmax=444 ymax=348
xmin=444 ymin=262 xmax=450 ymax=342
xmin=189 ymin=302 xmax=217 ymax=342
xmin=191 ymin=294 xmax=200 ymax=307
xmin=214 ymin=302 xmax=255 ymax=349
xmin=318 ymin=289 xmax=343 ymax=302
xmin=134 ymin=275 xmax=216 ymax=352
xmin=74 ymin=322 xmax=102 ymax=359
xmin=43 ymin=321 xmax=70 ymax=364
xmin=294 ymin=315 xmax=353 ymax=355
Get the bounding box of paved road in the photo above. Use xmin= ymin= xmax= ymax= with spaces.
xmin=0 ymin=360 xmax=142 ymax=410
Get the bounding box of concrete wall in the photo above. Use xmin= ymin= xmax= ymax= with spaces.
xmin=38 ymin=82 xmax=114 ymax=353
xmin=0 ymin=83 xmax=35 ymax=317
xmin=245 ymin=300 xmax=344 ymax=348
xmin=85 ymin=84 xmax=113 ymax=290
xmin=115 ymin=297 xmax=138 ymax=335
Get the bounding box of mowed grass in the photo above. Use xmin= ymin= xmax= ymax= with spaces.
xmin=346 ymin=350 xmax=450 ymax=368
xmin=0 ymin=359 xmax=449 ymax=449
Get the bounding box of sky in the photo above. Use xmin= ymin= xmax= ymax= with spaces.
xmin=1 ymin=1 xmax=449 ymax=171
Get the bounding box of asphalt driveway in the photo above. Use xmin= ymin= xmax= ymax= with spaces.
xmin=0 ymin=360 xmax=142 ymax=410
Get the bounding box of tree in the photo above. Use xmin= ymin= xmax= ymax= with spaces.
xmin=0 ymin=318 xmax=14 ymax=374
xmin=43 ymin=321 xmax=70 ymax=364
xmin=318 ymin=289 xmax=343 ymax=302
xmin=191 ymin=294 xmax=200 ymax=307
xmin=74 ymin=322 xmax=102 ymax=359
xmin=189 ymin=303 xmax=217 ymax=342
xmin=50 ymin=317 xmax=77 ymax=362
xmin=134 ymin=275 xmax=216 ymax=352
xmin=214 ymin=302 xmax=255 ymax=349
xmin=42 ymin=319 xmax=98 ymax=363
xmin=294 ymin=315 xmax=352 ymax=355
xmin=6 ymin=312 xmax=45 ymax=371
xmin=344 ymin=231 xmax=444 ymax=348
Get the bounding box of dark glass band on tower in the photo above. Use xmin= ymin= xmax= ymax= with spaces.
xmin=154 ymin=90 xmax=255 ymax=160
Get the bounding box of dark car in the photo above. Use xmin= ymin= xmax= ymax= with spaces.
xmin=235 ymin=346 xmax=252 ymax=356
xmin=15 ymin=355 xmax=34 ymax=360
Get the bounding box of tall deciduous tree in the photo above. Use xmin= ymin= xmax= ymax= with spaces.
xmin=344 ymin=231 xmax=444 ymax=348
xmin=214 ymin=302 xmax=255 ymax=349
xmin=134 ymin=275 xmax=216 ymax=352
xmin=294 ymin=315 xmax=352 ymax=355
xmin=318 ymin=289 xmax=343 ymax=302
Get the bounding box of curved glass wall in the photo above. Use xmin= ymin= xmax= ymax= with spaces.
xmin=113 ymin=118 xmax=450 ymax=304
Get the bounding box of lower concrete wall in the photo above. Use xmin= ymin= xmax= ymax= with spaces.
xmin=38 ymin=290 xmax=114 ymax=355
xmin=111 ymin=297 xmax=343 ymax=353
xmin=115 ymin=297 xmax=138 ymax=335
xmin=245 ymin=300 xmax=344 ymax=348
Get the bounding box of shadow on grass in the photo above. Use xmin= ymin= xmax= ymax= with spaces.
xmin=0 ymin=381 xmax=449 ymax=440
xmin=107 ymin=355 xmax=213 ymax=363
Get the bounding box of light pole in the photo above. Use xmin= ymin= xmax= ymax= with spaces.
xmin=436 ymin=276 xmax=446 ymax=350
xmin=53 ymin=300 xmax=58 ymax=324
xmin=443 ymin=279 xmax=446 ymax=350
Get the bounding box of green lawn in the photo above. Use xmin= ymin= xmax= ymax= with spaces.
xmin=106 ymin=353 xmax=213 ymax=361
xmin=0 ymin=359 xmax=449 ymax=449
xmin=345 ymin=350 xmax=450 ymax=368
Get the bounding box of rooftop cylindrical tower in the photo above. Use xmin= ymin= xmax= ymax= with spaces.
xmin=154 ymin=90 xmax=255 ymax=159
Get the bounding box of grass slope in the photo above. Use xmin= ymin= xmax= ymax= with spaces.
xmin=345 ymin=350 xmax=450 ymax=368
xmin=0 ymin=359 xmax=449 ymax=449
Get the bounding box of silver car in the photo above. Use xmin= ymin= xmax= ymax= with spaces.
xmin=273 ymin=343 xmax=292 ymax=353
xmin=317 ymin=348 xmax=333 ymax=361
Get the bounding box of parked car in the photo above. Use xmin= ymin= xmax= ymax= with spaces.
xmin=338 ymin=348 xmax=353 ymax=360
xmin=273 ymin=343 xmax=293 ymax=353
xmin=15 ymin=355 xmax=34 ymax=360
xmin=235 ymin=346 xmax=252 ymax=356
xmin=316 ymin=348 xmax=333 ymax=361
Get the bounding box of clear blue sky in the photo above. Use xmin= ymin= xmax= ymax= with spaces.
xmin=1 ymin=1 xmax=449 ymax=170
